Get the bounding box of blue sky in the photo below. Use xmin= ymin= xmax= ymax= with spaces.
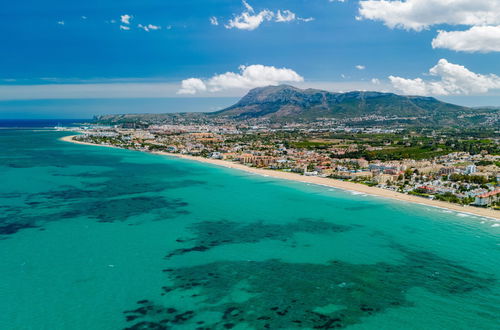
xmin=1 ymin=0 xmax=500 ymax=118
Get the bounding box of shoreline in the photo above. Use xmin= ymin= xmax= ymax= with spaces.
xmin=60 ymin=135 xmax=120 ymax=149
xmin=61 ymin=135 xmax=500 ymax=221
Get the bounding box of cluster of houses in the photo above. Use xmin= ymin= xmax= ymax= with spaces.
xmin=212 ymin=151 xmax=500 ymax=207
xmin=75 ymin=126 xmax=500 ymax=208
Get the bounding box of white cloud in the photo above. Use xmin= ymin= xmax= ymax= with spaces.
xmin=359 ymin=0 xmax=500 ymax=31
xmin=178 ymin=78 xmax=207 ymax=95
xmin=371 ymin=78 xmax=381 ymax=84
xmin=355 ymin=65 xmax=366 ymax=70
xmin=210 ymin=16 xmax=219 ymax=26
xmin=178 ymin=64 xmax=304 ymax=94
xmin=121 ymin=14 xmax=132 ymax=25
xmin=119 ymin=25 xmax=130 ymax=31
xmin=225 ymin=1 xmax=313 ymax=31
xmin=226 ymin=9 xmax=274 ymax=31
xmin=432 ymin=25 xmax=500 ymax=53
xmin=57 ymin=21 xmax=65 ymax=25
xmin=389 ymin=59 xmax=500 ymax=96
xmin=276 ymin=10 xmax=296 ymax=22
xmin=242 ymin=0 xmax=254 ymax=13
xmin=138 ymin=24 xmax=161 ymax=32
xmin=300 ymin=17 xmax=315 ymax=23
xmin=208 ymin=65 xmax=304 ymax=91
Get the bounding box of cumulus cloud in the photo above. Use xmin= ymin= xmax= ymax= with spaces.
xmin=225 ymin=1 xmax=313 ymax=31
xmin=371 ymin=78 xmax=381 ymax=84
xmin=120 ymin=14 xmax=132 ymax=25
xmin=178 ymin=78 xmax=207 ymax=95
xmin=389 ymin=59 xmax=500 ymax=96
xmin=226 ymin=8 xmax=274 ymax=31
xmin=120 ymin=25 xmax=130 ymax=31
xmin=178 ymin=64 xmax=304 ymax=95
xmin=355 ymin=65 xmax=366 ymax=70
xmin=432 ymin=26 xmax=500 ymax=53
xmin=57 ymin=21 xmax=65 ymax=25
xmin=359 ymin=0 xmax=500 ymax=31
xmin=208 ymin=65 xmax=304 ymax=91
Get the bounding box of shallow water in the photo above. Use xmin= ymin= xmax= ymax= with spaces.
xmin=1 ymin=129 xmax=499 ymax=329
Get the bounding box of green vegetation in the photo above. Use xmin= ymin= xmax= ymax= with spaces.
xmin=408 ymin=191 xmax=430 ymax=198
xmin=449 ymin=174 xmax=490 ymax=184
xmin=434 ymin=192 xmax=474 ymax=205
xmin=364 ymin=146 xmax=450 ymax=161
xmin=476 ymin=160 xmax=500 ymax=167
xmin=291 ymin=141 xmax=334 ymax=149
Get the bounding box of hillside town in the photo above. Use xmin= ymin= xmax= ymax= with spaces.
xmin=69 ymin=122 xmax=500 ymax=210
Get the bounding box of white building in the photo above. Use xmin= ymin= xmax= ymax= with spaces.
xmin=473 ymin=190 xmax=500 ymax=207
xmin=465 ymin=164 xmax=477 ymax=175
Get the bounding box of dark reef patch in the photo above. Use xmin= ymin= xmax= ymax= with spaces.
xmin=37 ymin=179 xmax=206 ymax=202
xmin=165 ymin=218 xmax=351 ymax=258
xmin=0 ymin=221 xmax=38 ymax=236
xmin=1 ymin=129 xmax=203 ymax=236
xmin=2 ymin=170 xmax=195 ymax=235
xmin=127 ymin=247 xmax=495 ymax=329
xmin=0 ymin=192 xmax=25 ymax=199
xmin=69 ymin=196 xmax=189 ymax=223
xmin=1 ymin=194 xmax=189 ymax=235
xmin=344 ymin=204 xmax=381 ymax=211
xmin=123 ymin=300 xmax=195 ymax=329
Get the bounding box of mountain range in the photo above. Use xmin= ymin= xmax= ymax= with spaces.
xmin=96 ymin=85 xmax=499 ymax=127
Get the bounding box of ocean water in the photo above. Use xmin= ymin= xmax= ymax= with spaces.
xmin=1 ymin=128 xmax=499 ymax=330
xmin=0 ymin=119 xmax=88 ymax=128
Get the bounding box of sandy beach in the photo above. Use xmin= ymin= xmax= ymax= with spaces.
xmin=60 ymin=135 xmax=120 ymax=149
xmin=61 ymin=135 xmax=500 ymax=220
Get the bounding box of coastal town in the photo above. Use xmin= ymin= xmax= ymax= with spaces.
xmin=66 ymin=121 xmax=500 ymax=211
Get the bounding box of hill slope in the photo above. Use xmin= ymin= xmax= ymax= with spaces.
xmin=212 ymin=85 xmax=472 ymax=124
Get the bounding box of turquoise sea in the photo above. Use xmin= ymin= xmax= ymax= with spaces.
xmin=1 ymin=128 xmax=499 ymax=330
